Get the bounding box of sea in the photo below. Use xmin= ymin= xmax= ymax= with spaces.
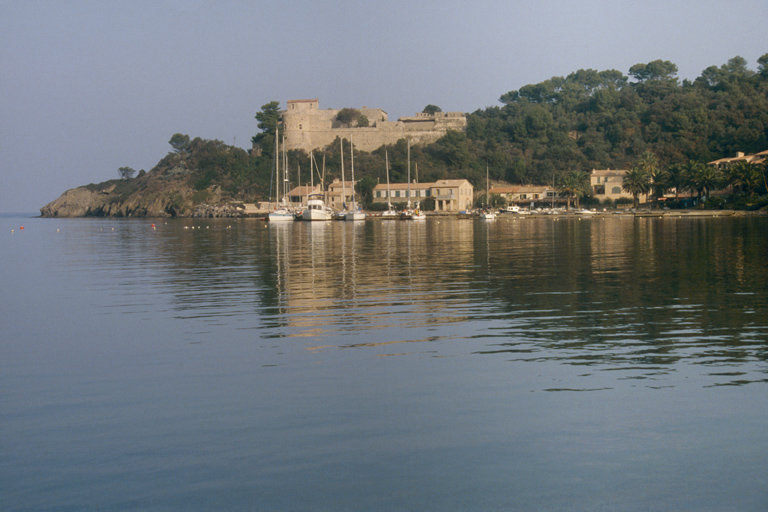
xmin=2 ymin=212 xmax=767 ymax=511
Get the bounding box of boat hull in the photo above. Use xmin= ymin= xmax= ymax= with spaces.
xmin=268 ymin=210 xmax=295 ymax=222
xmin=345 ymin=211 xmax=366 ymax=221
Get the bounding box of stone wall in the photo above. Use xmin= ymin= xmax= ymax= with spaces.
xmin=280 ymin=99 xmax=466 ymax=153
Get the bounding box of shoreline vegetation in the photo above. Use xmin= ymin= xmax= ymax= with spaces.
xmin=41 ymin=54 xmax=768 ymax=218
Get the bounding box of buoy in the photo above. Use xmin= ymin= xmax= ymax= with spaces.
xmin=19 ymin=226 xmax=24 ymax=230
xmin=57 ymin=229 xmax=60 ymax=232
xmin=151 ymin=224 xmax=155 ymax=229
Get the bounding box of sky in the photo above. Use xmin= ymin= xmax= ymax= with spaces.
xmin=2 ymin=0 xmax=767 ymax=213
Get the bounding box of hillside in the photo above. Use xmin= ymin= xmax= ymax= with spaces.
xmin=40 ymin=138 xmax=258 ymax=217
xmin=41 ymin=54 xmax=768 ymax=217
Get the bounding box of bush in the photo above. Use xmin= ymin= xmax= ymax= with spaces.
xmin=191 ymin=190 xmax=210 ymax=204
xmin=581 ymin=195 xmax=600 ymax=206
xmin=704 ymin=196 xmax=726 ymax=209
xmin=368 ymin=202 xmax=389 ymax=212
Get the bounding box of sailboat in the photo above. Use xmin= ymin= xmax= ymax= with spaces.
xmin=381 ymin=150 xmax=398 ymax=218
xmin=345 ymin=137 xmax=365 ymax=221
xmin=481 ymin=164 xmax=496 ymax=220
xmin=300 ymin=147 xmax=333 ymax=221
xmin=401 ymin=140 xmax=425 ymax=220
xmin=268 ymin=128 xmax=295 ymax=222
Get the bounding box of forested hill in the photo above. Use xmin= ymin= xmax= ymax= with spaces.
xmin=42 ymin=54 xmax=768 ymax=216
xmin=464 ymin=55 xmax=768 ymax=185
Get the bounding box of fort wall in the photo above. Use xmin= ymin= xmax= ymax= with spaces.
xmin=279 ymin=99 xmax=466 ymax=153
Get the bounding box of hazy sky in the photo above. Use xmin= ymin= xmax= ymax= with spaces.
xmin=2 ymin=0 xmax=767 ymax=212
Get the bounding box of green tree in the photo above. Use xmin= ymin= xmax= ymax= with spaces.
xmin=169 ymin=133 xmax=191 ymax=153
xmin=336 ymin=108 xmax=361 ymax=127
xmin=251 ymin=101 xmax=281 ymax=152
xmin=633 ymin=151 xmax=667 ymax=204
xmin=757 ymin=53 xmax=768 ymax=77
xmin=422 ymin=104 xmax=442 ymax=115
xmin=665 ymin=163 xmax=687 ymax=199
xmin=255 ymin=101 xmax=280 ymax=134
xmin=118 ymin=166 xmax=135 ymax=180
xmin=629 ymin=60 xmax=678 ymax=82
xmin=357 ymin=114 xmax=369 ymax=127
xmin=622 ymin=166 xmax=651 ymax=208
xmin=685 ymin=161 xmax=723 ymax=200
xmin=560 ymin=170 xmax=589 ymax=209
xmin=727 ymin=161 xmax=762 ymax=197
xmin=356 ymin=175 xmax=378 ymax=208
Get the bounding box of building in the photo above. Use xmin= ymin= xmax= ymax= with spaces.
xmin=326 ymin=179 xmax=359 ymax=210
xmin=489 ymin=185 xmax=558 ymax=206
xmin=590 ymin=169 xmax=645 ymax=203
xmin=432 ymin=180 xmax=474 ymax=211
xmin=372 ymin=179 xmax=473 ymax=212
xmin=279 ymin=99 xmax=467 ymax=153
xmin=708 ymin=150 xmax=768 ymax=170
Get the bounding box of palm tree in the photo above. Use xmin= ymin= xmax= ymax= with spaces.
xmin=634 ymin=151 xmax=667 ymax=205
xmin=666 ymin=163 xmax=687 ymax=199
xmin=687 ymin=162 xmax=723 ymax=200
xmin=682 ymin=160 xmax=707 ymax=199
xmin=560 ymin=170 xmax=589 ymax=210
xmin=622 ymin=167 xmax=651 ymax=209
xmin=649 ymin=167 xmax=669 ymax=205
xmin=728 ymin=161 xmax=762 ymax=197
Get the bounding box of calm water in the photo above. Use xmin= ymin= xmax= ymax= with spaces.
xmin=2 ymin=213 xmax=767 ymax=511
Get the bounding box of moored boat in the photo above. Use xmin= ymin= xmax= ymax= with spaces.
xmin=301 ymin=194 xmax=333 ymax=221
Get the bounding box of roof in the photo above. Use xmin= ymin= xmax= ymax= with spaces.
xmin=327 ymin=180 xmax=358 ymax=190
xmin=433 ymin=179 xmax=472 ymax=187
xmin=373 ymin=182 xmax=432 ymax=191
xmin=591 ymin=169 xmax=628 ymax=177
xmin=287 ymin=98 xmax=319 ymax=103
xmin=491 ymin=185 xmax=551 ymax=194
xmin=708 ymin=153 xmax=764 ymax=165
xmin=287 ymin=186 xmax=321 ymax=196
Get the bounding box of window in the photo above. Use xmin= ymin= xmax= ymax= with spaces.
xmin=376 ymin=191 xmax=381 ymax=198
xmin=395 ymin=191 xmax=400 ymax=198
xmin=612 ymin=186 xmax=622 ymax=194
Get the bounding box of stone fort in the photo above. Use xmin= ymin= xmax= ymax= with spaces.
xmin=280 ymin=99 xmax=467 ymax=153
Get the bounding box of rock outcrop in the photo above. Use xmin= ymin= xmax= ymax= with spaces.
xmin=40 ymin=172 xmax=231 ymax=218
xmin=40 ymin=137 xmax=258 ymax=218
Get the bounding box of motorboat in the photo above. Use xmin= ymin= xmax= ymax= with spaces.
xmin=301 ymin=194 xmax=333 ymax=221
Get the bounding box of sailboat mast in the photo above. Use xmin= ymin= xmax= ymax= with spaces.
xmin=407 ymin=139 xmax=411 ymax=209
xmin=350 ymin=137 xmax=355 ymax=207
xmin=309 ymin=152 xmax=314 ymax=205
xmin=486 ymin=164 xmax=490 ymax=208
xmin=273 ymin=127 xmax=279 ymax=208
xmin=340 ymin=138 xmax=346 ymax=211
xmin=385 ymin=150 xmax=391 ymax=208
xmin=282 ymin=132 xmax=288 ymax=204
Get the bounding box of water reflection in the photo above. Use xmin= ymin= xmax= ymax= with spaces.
xmin=55 ymin=216 xmax=768 ymax=389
